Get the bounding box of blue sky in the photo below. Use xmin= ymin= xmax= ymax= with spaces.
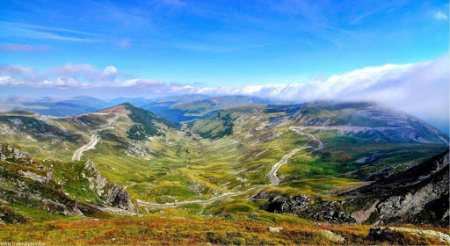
xmin=0 ymin=0 xmax=448 ymax=86
xmin=0 ymin=0 xmax=449 ymax=130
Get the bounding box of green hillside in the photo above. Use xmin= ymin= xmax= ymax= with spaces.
xmin=0 ymin=101 xmax=447 ymax=240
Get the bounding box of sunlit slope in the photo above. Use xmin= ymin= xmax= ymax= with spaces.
xmin=0 ymin=142 xmax=134 ymax=222
xmin=0 ymin=101 xmax=447 ymax=207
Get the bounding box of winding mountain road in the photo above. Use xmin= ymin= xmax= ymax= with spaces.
xmin=267 ymin=126 xmax=324 ymax=185
xmin=268 ymin=146 xmax=311 ymax=185
xmin=289 ymin=126 xmax=325 ymax=151
xmin=137 ymin=188 xmax=259 ymax=207
xmin=71 ymin=114 xmax=119 ymax=161
xmin=72 ymin=133 xmax=100 ymax=161
xmin=137 ymin=125 xmax=324 ymax=208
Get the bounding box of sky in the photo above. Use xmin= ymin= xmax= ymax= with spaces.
xmin=0 ymin=0 xmax=449 ymax=129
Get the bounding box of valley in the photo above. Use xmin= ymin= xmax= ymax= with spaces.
xmin=1 ymin=1 xmax=448 ymax=243
xmin=0 ymin=97 xmax=448 ymax=244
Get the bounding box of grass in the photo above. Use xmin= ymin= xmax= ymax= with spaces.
xmin=314 ymin=129 xmax=448 ymax=178
xmin=0 ymin=214 xmax=447 ymax=245
xmin=3 ymin=103 xmax=445 ymax=206
xmin=124 ymin=103 xmax=173 ymax=140
xmin=189 ymin=111 xmax=235 ymax=139
xmin=0 ymin=104 xmax=447 ymax=230
xmin=49 ymin=160 xmax=100 ymax=202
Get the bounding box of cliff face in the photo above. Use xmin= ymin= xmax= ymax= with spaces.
xmin=0 ymin=143 xmax=134 ymax=224
xmin=83 ymin=160 xmax=134 ymax=210
xmin=0 ymin=143 xmax=34 ymax=164
xmin=253 ymin=151 xmax=449 ymax=226
xmin=346 ymin=151 xmax=449 ymax=226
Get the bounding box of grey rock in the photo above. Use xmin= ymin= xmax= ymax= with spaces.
xmin=0 ymin=142 xmax=34 ymax=164
xmin=346 ymin=151 xmax=449 ymax=225
xmin=253 ymin=192 xmax=311 ymax=214
xmin=310 ymin=201 xmax=355 ymax=223
xmin=83 ymin=160 xmax=134 ymax=210
xmin=19 ymin=170 xmax=50 ymax=184
xmin=105 ymin=185 xmax=133 ymax=210
xmin=368 ymin=227 xmax=450 ymax=244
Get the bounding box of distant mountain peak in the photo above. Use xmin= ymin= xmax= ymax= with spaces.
xmin=120 ymin=102 xmax=138 ymax=108
xmin=98 ymin=102 xmax=174 ymax=141
xmin=292 ymin=101 xmax=449 ymax=145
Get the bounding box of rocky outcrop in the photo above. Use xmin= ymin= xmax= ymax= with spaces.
xmin=317 ymin=230 xmax=346 ymax=243
xmin=0 ymin=143 xmax=130 ymax=222
xmin=346 ymin=150 xmax=449 ymax=226
xmin=0 ymin=167 xmax=103 ymax=221
xmin=368 ymin=227 xmax=450 ymax=245
xmin=83 ymin=160 xmax=134 ymax=210
xmin=254 ymin=151 xmax=449 ymax=226
xmin=104 ymin=185 xmax=133 ymax=210
xmin=43 ymin=200 xmax=84 ymax=216
xmin=0 ymin=142 xmax=34 ymax=164
xmin=252 ymin=192 xmax=354 ymax=223
xmin=83 ymin=160 xmax=107 ymax=195
xmin=18 ymin=170 xmax=51 ymax=184
xmin=268 ymin=226 xmax=283 ymax=233
xmin=310 ymin=200 xmax=355 ymax=223
xmin=253 ymin=192 xmax=310 ymax=214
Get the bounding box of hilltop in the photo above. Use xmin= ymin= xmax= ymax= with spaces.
xmin=0 ymin=100 xmax=447 ymax=244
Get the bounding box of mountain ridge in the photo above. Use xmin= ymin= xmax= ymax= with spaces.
xmin=0 ymin=99 xmax=447 ymax=231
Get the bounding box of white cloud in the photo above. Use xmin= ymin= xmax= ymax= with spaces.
xmin=40 ymin=77 xmax=81 ymax=88
xmin=0 ymin=76 xmax=15 ymax=85
xmin=0 ymin=56 xmax=448 ymax=125
xmin=0 ymin=63 xmax=124 ymax=88
xmin=103 ymin=65 xmax=118 ymax=75
xmin=116 ymin=79 xmax=163 ymax=87
xmin=0 ymin=21 xmax=98 ymax=43
xmin=187 ymin=56 xmax=448 ymax=124
xmin=433 ymin=10 xmax=448 ymax=20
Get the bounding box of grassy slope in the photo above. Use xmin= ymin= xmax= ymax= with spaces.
xmin=0 ymin=104 xmax=447 ymax=228
xmin=0 ymin=214 xmax=448 ymax=245
xmin=39 ymin=103 xmax=445 ymax=205
xmin=0 ymin=158 xmax=105 ymax=222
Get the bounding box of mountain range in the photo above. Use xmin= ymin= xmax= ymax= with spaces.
xmin=0 ymin=96 xmax=448 ymax=244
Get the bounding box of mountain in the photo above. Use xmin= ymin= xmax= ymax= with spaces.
xmin=64 ymin=102 xmax=175 ymax=150
xmin=0 ymin=95 xmax=271 ymax=124
xmin=188 ymin=104 xmax=265 ymax=139
xmin=184 ymin=101 xmax=448 ymax=191
xmin=141 ymin=100 xmax=197 ymax=125
xmin=63 ymin=96 xmax=110 ymax=109
xmin=290 ymin=101 xmax=448 ymax=144
xmin=0 ymin=96 xmax=111 ymax=117
xmin=0 ymin=111 xmax=80 ymax=142
xmin=252 ymin=150 xmax=448 ymax=226
xmin=346 ymin=150 xmax=449 ymax=226
xmin=109 ymin=97 xmax=149 ymax=107
xmin=0 ymin=100 xmax=447 ymax=244
xmin=118 ymin=103 xmax=174 ymax=140
xmin=139 ymin=95 xmax=272 ymax=125
xmin=0 ymin=142 xmax=133 ymax=223
xmin=0 ymin=103 xmax=175 ymax=161
xmin=191 ymin=101 xmax=448 ymax=144
xmin=171 ymin=95 xmax=269 ymax=117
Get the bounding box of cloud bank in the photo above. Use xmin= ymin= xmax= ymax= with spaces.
xmin=0 ymin=55 xmax=448 ymax=127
